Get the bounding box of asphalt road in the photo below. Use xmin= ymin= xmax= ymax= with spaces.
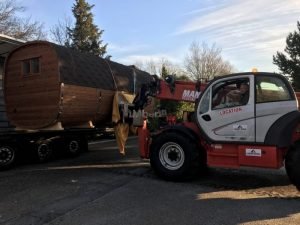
xmin=1 ymin=137 xmax=300 ymax=225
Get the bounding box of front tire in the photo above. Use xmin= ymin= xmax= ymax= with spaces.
xmin=150 ymin=132 xmax=200 ymax=181
xmin=285 ymin=141 xmax=300 ymax=190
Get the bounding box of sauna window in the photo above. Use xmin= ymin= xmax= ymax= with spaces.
xmin=22 ymin=60 xmax=30 ymax=74
xmin=22 ymin=57 xmax=40 ymax=75
xmin=31 ymin=58 xmax=40 ymax=73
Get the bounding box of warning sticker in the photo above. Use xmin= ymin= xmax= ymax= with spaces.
xmin=245 ymin=148 xmax=262 ymax=157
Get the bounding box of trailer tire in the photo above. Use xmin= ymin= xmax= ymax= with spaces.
xmin=36 ymin=140 xmax=53 ymax=163
xmin=64 ymin=137 xmax=86 ymax=157
xmin=0 ymin=145 xmax=17 ymax=170
xmin=285 ymin=141 xmax=300 ymax=190
xmin=150 ymin=132 xmax=200 ymax=181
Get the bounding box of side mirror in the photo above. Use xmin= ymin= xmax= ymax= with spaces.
xmin=165 ymin=75 xmax=175 ymax=93
xmin=165 ymin=75 xmax=175 ymax=85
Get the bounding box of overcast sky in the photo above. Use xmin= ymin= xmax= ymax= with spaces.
xmin=21 ymin=0 xmax=300 ymax=72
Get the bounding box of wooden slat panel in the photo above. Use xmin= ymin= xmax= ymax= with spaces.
xmin=4 ymin=42 xmax=61 ymax=129
xmin=61 ymin=84 xmax=98 ymax=125
xmin=61 ymin=84 xmax=115 ymax=127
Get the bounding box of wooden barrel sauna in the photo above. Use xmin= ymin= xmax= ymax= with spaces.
xmin=3 ymin=41 xmax=153 ymax=130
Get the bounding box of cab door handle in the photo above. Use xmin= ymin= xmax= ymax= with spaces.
xmin=202 ymin=114 xmax=211 ymax=121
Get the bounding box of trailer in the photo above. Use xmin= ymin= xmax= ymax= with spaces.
xmin=0 ymin=38 xmax=152 ymax=169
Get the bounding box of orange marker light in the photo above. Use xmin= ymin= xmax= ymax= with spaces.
xmin=252 ymin=68 xmax=258 ymax=73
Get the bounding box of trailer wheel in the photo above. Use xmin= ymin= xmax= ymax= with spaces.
xmin=36 ymin=140 xmax=53 ymax=163
xmin=285 ymin=141 xmax=300 ymax=190
xmin=64 ymin=137 xmax=86 ymax=157
xmin=150 ymin=132 xmax=200 ymax=181
xmin=0 ymin=145 xmax=16 ymax=170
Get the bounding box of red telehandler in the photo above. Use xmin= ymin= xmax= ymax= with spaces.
xmin=129 ymin=72 xmax=300 ymax=190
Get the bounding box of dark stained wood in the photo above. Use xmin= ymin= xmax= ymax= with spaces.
xmin=59 ymin=85 xmax=114 ymax=127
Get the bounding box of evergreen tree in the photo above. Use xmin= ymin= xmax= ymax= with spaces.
xmin=68 ymin=0 xmax=107 ymax=56
xmin=273 ymin=21 xmax=300 ymax=90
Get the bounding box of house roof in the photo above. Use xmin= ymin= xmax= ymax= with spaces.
xmin=0 ymin=34 xmax=25 ymax=57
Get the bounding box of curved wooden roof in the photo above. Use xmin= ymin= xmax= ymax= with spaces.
xmin=50 ymin=41 xmax=153 ymax=92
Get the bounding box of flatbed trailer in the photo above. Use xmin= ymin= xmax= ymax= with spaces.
xmin=0 ymin=127 xmax=113 ymax=169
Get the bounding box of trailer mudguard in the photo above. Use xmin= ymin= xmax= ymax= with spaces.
xmin=264 ymin=110 xmax=300 ymax=147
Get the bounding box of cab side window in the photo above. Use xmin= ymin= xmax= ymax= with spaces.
xmin=256 ymin=76 xmax=292 ymax=103
xmin=199 ymin=89 xmax=210 ymax=114
xmin=212 ymin=78 xmax=250 ymax=110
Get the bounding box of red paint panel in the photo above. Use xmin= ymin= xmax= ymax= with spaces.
xmin=138 ymin=121 xmax=151 ymax=159
xmin=238 ymin=145 xmax=284 ymax=169
xmin=156 ymin=80 xmax=206 ymax=102
xmin=207 ymin=144 xmax=240 ymax=168
xmin=206 ymin=144 xmax=284 ymax=169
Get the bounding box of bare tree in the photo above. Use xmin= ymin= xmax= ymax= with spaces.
xmin=157 ymin=58 xmax=174 ymax=76
xmin=50 ymin=17 xmax=73 ymax=46
xmin=133 ymin=60 xmax=144 ymax=70
xmin=184 ymin=41 xmax=234 ymax=81
xmin=134 ymin=57 xmax=186 ymax=78
xmin=0 ymin=0 xmax=45 ymax=40
xmin=134 ymin=59 xmax=159 ymax=75
xmin=145 ymin=59 xmax=158 ymax=75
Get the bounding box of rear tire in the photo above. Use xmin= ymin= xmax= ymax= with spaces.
xmin=35 ymin=140 xmax=53 ymax=163
xmin=0 ymin=145 xmax=17 ymax=170
xmin=150 ymin=132 xmax=201 ymax=181
xmin=285 ymin=141 xmax=300 ymax=190
xmin=64 ymin=137 xmax=86 ymax=157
